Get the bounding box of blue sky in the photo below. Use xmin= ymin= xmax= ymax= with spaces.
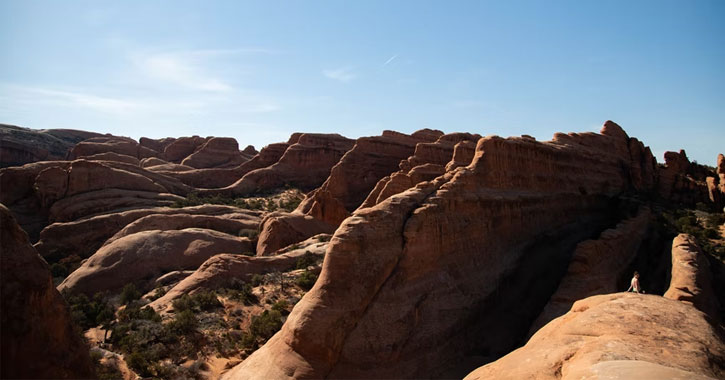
xmin=1 ymin=0 xmax=723 ymax=165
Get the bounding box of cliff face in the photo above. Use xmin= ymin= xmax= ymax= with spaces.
xmin=225 ymin=121 xmax=660 ymax=379
xmin=0 ymin=204 xmax=95 ymax=379
xmin=0 ymin=124 xmax=103 ymax=168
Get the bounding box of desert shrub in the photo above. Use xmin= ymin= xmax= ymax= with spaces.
xmin=295 ymin=251 xmax=318 ymax=269
xmin=118 ymin=304 xmax=161 ymax=323
xmin=296 ymin=270 xmax=318 ymax=291
xmin=125 ymin=351 xmax=152 ymax=377
xmin=65 ymin=292 xmax=115 ymax=330
xmin=194 ymin=290 xmax=222 ymax=311
xmin=250 ymin=274 xmax=264 ymax=287
xmin=265 ymin=199 xmax=278 ymax=211
xmin=120 ymin=283 xmax=142 ymax=305
xmin=148 ymin=287 xmax=166 ymax=301
xmin=272 ymin=299 xmax=290 ymax=315
xmin=280 ymin=197 xmax=302 ymax=212
xmin=706 ymin=213 xmax=725 ymax=229
xmin=249 ymin=309 xmax=283 ymax=340
xmin=50 ymin=263 xmax=68 ymax=278
xmin=704 ymin=228 xmax=720 ymax=239
xmin=166 ymin=310 xmax=198 ymax=335
xmin=316 ymin=234 xmax=331 ymax=242
xmin=224 ymin=280 xmax=258 ymax=305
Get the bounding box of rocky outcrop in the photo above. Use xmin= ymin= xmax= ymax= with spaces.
xmin=0 ymin=204 xmax=95 ymax=379
xmin=256 ymin=213 xmax=335 ymax=255
xmin=529 ymin=207 xmax=652 ymax=332
xmin=70 ymin=136 xmax=159 ymax=160
xmin=360 ymin=132 xmax=480 ymax=208
xmin=212 ymin=134 xmax=355 ymax=196
xmin=664 ymin=234 xmax=719 ymax=319
xmin=58 ymin=228 xmax=255 ymax=296
xmin=82 ymin=151 xmax=140 ymax=165
xmin=150 ymin=235 xmax=329 ymax=311
xmin=181 ymin=137 xmax=247 ymax=169
xmin=104 ymin=212 xmax=260 ymax=247
xmin=139 ymin=137 xmax=176 ymax=153
xmin=225 ymin=122 xmax=658 ymax=379
xmin=153 ymin=142 xmax=289 ymax=189
xmin=298 ymin=129 xmax=443 ymax=226
xmin=1 ymin=124 xmax=103 ymax=168
xmin=718 ymin=153 xmax=725 ymax=202
xmin=464 ymin=293 xmax=724 ymax=380
xmin=36 ymin=205 xmax=259 ymax=261
xmin=163 ymin=136 xmax=207 ymax=163
xmin=657 ymin=149 xmax=712 ymax=206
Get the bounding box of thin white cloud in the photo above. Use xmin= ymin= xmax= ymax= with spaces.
xmin=323 ymin=67 xmax=356 ymax=83
xmin=4 ymin=85 xmax=142 ymax=114
xmin=133 ymin=52 xmax=233 ymax=92
xmin=382 ymin=54 xmax=398 ymax=67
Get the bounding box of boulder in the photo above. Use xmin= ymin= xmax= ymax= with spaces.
xmin=464 ymin=293 xmax=724 ymax=380
xmin=163 ymin=136 xmax=208 ymax=163
xmin=69 ymin=136 xmax=158 ymax=160
xmin=256 ymin=212 xmax=336 ymax=255
xmin=58 ymin=228 xmax=255 ymax=296
xmin=0 ymin=204 xmax=94 ymax=379
xmin=181 ymin=137 xmax=247 ymax=169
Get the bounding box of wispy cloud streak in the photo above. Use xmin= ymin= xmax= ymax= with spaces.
xmin=323 ymin=67 xmax=356 ymax=83
xmin=382 ymin=54 xmax=398 ymax=67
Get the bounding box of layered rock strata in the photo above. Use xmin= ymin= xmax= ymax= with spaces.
xmin=224 ymin=121 xmax=658 ymax=379
xmin=664 ymin=234 xmax=719 ymax=319
xmin=0 ymin=123 xmax=102 ymax=167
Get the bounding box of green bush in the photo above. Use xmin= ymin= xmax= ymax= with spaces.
xmin=250 ymin=274 xmax=264 ymax=287
xmin=64 ymin=292 xmax=114 ymax=330
xmin=225 ymin=280 xmax=258 ymax=305
xmin=50 ymin=263 xmax=68 ymax=278
xmin=166 ymin=310 xmax=198 ymax=335
xmin=295 ymin=251 xmax=318 ymax=269
xmin=125 ymin=351 xmax=151 ymax=377
xmin=272 ymin=300 xmax=290 ymax=315
xmin=172 ymin=291 xmax=222 ymax=312
xmin=249 ymin=309 xmax=283 ymax=340
xmin=239 ymin=229 xmax=260 ymax=240
xmin=148 ymin=287 xmax=166 ymax=301
xmin=296 ymin=270 xmax=318 ymax=291
xmin=118 ymin=304 xmax=161 ymax=323
xmin=120 ymin=283 xmax=142 ymax=305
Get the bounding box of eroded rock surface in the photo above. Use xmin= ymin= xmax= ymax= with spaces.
xmin=225 ymin=121 xmax=659 ymax=379
xmin=664 ymin=234 xmax=719 ymax=319
xmin=0 ymin=204 xmax=94 ymax=379
xmin=464 ymin=293 xmax=724 ymax=380
xmin=0 ymin=123 xmax=103 ymax=167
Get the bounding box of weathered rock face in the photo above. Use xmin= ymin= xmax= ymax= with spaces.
xmin=162 ymin=136 xmax=208 ymax=163
xmin=256 ymin=213 xmax=336 ymax=255
xmin=153 ymin=142 xmax=290 ymax=189
xmin=139 ymin=136 xmax=176 ymax=153
xmin=1 ymin=124 xmax=103 ymax=167
xmin=463 ymin=293 xmax=724 ymax=380
xmin=70 ymin=136 xmax=159 ymax=160
xmin=35 ymin=205 xmax=260 ymax=262
xmin=529 ymin=207 xmax=652 ymax=333
xmin=225 ymin=122 xmax=659 ymax=379
xmin=664 ymin=234 xmax=719 ymax=319
xmin=0 ymin=204 xmax=94 ymax=379
xmin=360 ymin=132 xmax=480 ymax=209
xmin=149 ymin=235 xmax=329 ymax=311
xmin=180 ymin=137 xmax=247 ymax=169
xmin=298 ymin=129 xmax=443 ymax=226
xmin=718 ymin=153 xmax=725 ymax=199
xmin=657 ymin=149 xmax=713 ymax=206
xmin=214 ymin=134 xmax=355 ymax=196
xmin=58 ymin=228 xmax=255 ymax=296
xmin=82 ymin=151 xmax=141 ymax=165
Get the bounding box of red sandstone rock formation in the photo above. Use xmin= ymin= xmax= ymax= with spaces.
xmin=149 ymin=235 xmax=329 ymax=311
xmin=180 ymin=137 xmax=248 ymax=169
xmin=153 ymin=142 xmax=290 ymax=188
xmin=463 ymin=293 xmax=724 ymax=380
xmin=224 ymin=122 xmax=659 ymax=379
xmin=657 ymin=149 xmax=713 ymax=206
xmin=360 ymin=132 xmax=480 ymax=209
xmin=81 ymin=151 xmax=141 ymax=165
xmin=0 ymin=204 xmax=95 ymax=379
xmin=70 ymin=136 xmax=159 ymax=160
xmin=58 ymin=228 xmax=255 ymax=296
xmin=163 ymin=136 xmax=208 ymax=163
xmin=664 ymin=234 xmax=719 ymax=319
xmin=256 ymin=213 xmax=335 ymax=255
xmin=139 ymin=136 xmax=176 ymax=153
xmin=35 ymin=205 xmax=260 ymax=261
xmin=1 ymin=124 xmax=103 ymax=167
xmin=529 ymin=207 xmax=652 ymax=333
xmin=211 ymin=133 xmax=355 ymax=196
xmin=298 ymin=129 xmax=443 ymax=227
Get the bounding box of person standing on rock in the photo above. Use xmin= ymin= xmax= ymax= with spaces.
xmin=627 ymin=271 xmax=643 ymax=293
